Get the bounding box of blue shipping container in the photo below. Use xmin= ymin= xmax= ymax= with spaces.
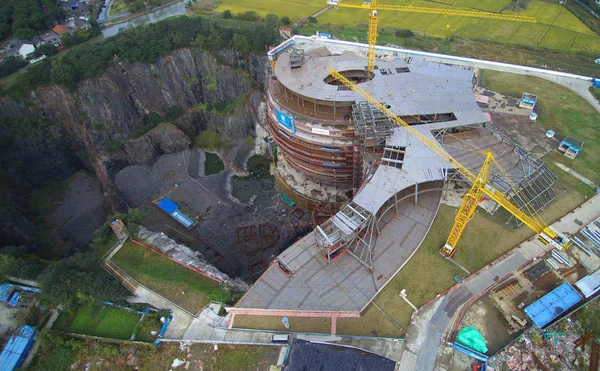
xmin=524 ymin=282 xmax=582 ymax=328
xmin=157 ymin=198 xmax=195 ymax=229
xmin=0 ymin=326 xmax=36 ymax=371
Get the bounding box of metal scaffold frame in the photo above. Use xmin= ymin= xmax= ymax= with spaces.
xmin=436 ymin=122 xmax=557 ymax=228
xmin=352 ymin=101 xmax=392 ymax=152
xmin=315 ymin=202 xmax=373 ymax=268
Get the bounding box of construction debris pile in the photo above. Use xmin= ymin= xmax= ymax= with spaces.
xmin=487 ymin=319 xmax=597 ymax=370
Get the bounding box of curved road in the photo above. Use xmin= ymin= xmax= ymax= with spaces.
xmin=398 ymin=194 xmax=600 ymax=370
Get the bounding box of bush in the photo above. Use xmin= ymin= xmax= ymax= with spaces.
xmin=265 ymin=13 xmax=279 ymax=25
xmin=0 ymin=57 xmax=28 ymax=78
xmin=237 ymin=11 xmax=260 ymax=22
xmin=193 ymin=129 xmax=226 ymax=150
xmin=104 ymin=140 xmax=124 ymax=153
xmin=222 ymin=10 xmax=232 ymax=19
xmin=395 ymin=29 xmax=414 ymax=38
xmin=308 ymin=16 xmax=318 ymax=24
xmin=282 ymin=16 xmax=291 ymax=25
xmin=591 ymin=87 xmax=600 ymax=102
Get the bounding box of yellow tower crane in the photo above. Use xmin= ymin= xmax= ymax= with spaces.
xmin=327 ymin=67 xmax=572 ymax=257
xmin=326 ymin=0 xmax=537 ymax=73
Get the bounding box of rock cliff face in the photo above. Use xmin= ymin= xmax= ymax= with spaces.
xmin=0 ymin=47 xmax=267 ymax=248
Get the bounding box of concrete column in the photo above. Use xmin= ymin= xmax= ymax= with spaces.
xmin=414 ymin=183 xmax=418 ymax=204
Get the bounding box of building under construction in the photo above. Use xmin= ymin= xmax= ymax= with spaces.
xmin=230 ymin=36 xmax=557 ymax=318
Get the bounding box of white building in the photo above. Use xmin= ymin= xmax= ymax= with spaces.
xmin=18 ymin=43 xmax=35 ymax=59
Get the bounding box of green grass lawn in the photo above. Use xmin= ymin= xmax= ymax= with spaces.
xmin=570 ymin=33 xmax=600 ymax=53
xmin=211 ymin=0 xmax=324 ymax=19
xmin=507 ymin=23 xmax=550 ymax=48
xmin=481 ymin=71 xmax=600 ymax=185
xmin=58 ymin=304 xmax=141 ymax=340
xmin=233 ymin=315 xmax=331 ymax=333
xmin=112 ymin=240 xmax=231 ymax=313
xmin=314 ymin=0 xmax=599 ymax=52
xmin=538 ymin=27 xmax=577 ymax=52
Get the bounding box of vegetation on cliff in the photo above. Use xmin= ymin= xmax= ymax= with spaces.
xmin=3 ymin=16 xmax=279 ymax=96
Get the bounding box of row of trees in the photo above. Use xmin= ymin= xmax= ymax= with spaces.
xmin=3 ymin=16 xmax=279 ymax=95
xmin=0 ymin=0 xmax=64 ymax=40
xmin=0 ymin=210 xmax=144 ymax=307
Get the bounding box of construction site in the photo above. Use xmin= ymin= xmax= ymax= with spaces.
xmin=229 ymin=31 xmax=580 ymax=320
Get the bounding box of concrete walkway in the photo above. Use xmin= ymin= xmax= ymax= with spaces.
xmin=399 ymin=194 xmax=600 ymax=371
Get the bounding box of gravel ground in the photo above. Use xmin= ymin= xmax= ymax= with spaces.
xmin=115 ymin=148 xmax=312 ymax=282
xmin=52 ymin=170 xmax=106 ymax=246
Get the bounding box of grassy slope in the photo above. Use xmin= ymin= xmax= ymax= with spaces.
xmin=112 ymin=240 xmax=229 ymax=313
xmin=59 ymin=304 xmax=141 ymax=339
xmin=481 ymin=71 xmax=600 ymax=185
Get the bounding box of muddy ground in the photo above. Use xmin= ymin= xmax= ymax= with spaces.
xmin=115 ymin=146 xmax=312 ymax=282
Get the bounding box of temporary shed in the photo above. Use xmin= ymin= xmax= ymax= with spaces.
xmin=524 ymin=282 xmax=583 ymax=328
xmin=575 ymin=269 xmax=600 ymax=298
xmin=0 ymin=326 xmax=36 ymax=371
xmin=18 ymin=43 xmax=35 ymax=59
xmin=156 ymin=198 xmax=195 ymax=229
xmin=558 ymin=136 xmax=583 ymax=159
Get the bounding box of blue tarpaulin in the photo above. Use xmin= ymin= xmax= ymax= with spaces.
xmin=0 ymin=284 xmax=14 ymax=303
xmin=7 ymin=291 xmax=20 ymax=307
xmin=524 ymin=282 xmax=583 ymax=328
xmin=0 ymin=325 xmax=36 ymax=371
xmin=157 ymin=198 xmax=195 ymax=229
xmin=157 ymin=198 xmax=178 ymax=214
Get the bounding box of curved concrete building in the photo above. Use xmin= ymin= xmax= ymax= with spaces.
xmin=231 ymin=36 xmax=556 ymax=319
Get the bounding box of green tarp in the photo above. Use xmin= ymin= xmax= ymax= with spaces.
xmin=456 ymin=327 xmax=488 ymax=354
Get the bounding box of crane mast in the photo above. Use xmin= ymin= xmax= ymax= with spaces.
xmin=327 ymin=67 xmax=572 ymax=257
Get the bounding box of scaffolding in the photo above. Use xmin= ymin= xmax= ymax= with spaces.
xmin=315 ymin=201 xmax=374 ymax=268
xmin=437 ymin=122 xmax=557 ymax=228
xmin=352 ymin=102 xmax=392 ymax=152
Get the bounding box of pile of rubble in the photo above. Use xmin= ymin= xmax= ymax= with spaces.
xmin=488 ymin=319 xmax=592 ymax=370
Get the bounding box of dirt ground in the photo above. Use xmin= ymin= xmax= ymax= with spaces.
xmin=115 ymin=147 xmax=312 ymax=282
xmin=458 ymin=295 xmax=521 ymax=355
xmin=0 ymin=305 xmax=19 ymax=341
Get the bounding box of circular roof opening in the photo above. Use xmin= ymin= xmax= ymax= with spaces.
xmin=323 ymin=70 xmax=375 ymax=86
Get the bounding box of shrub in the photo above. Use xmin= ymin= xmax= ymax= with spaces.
xmin=104 ymin=140 xmax=124 ymax=153
xmin=237 ymin=11 xmax=260 ymax=22
xmin=395 ymin=29 xmax=414 ymax=38
xmin=308 ymin=16 xmax=318 ymax=24
xmin=282 ymin=16 xmax=291 ymax=25
xmin=222 ymin=10 xmax=232 ymax=19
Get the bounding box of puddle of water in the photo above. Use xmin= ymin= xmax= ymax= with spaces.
xmin=204 ymin=153 xmax=225 ymax=176
xmin=231 ymin=155 xmax=275 ymax=208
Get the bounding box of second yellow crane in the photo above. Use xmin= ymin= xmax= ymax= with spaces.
xmin=327 ymin=66 xmax=572 ymax=258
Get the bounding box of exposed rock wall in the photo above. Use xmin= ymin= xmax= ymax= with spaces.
xmin=0 ymin=47 xmax=268 ymax=248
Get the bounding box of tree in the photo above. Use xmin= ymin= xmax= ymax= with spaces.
xmin=39 ymin=252 xmax=128 ymax=306
xmin=265 ymin=13 xmax=279 ymax=25
xmin=232 ymin=33 xmax=250 ymax=55
xmin=395 ymin=29 xmax=414 ymax=38
xmin=222 ymin=9 xmax=232 ymax=19
xmin=34 ymin=43 xmax=58 ymax=58
xmin=281 ymin=16 xmax=291 ymax=25
xmin=308 ymin=16 xmax=318 ymax=23
xmin=0 ymin=57 xmax=28 ymax=78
